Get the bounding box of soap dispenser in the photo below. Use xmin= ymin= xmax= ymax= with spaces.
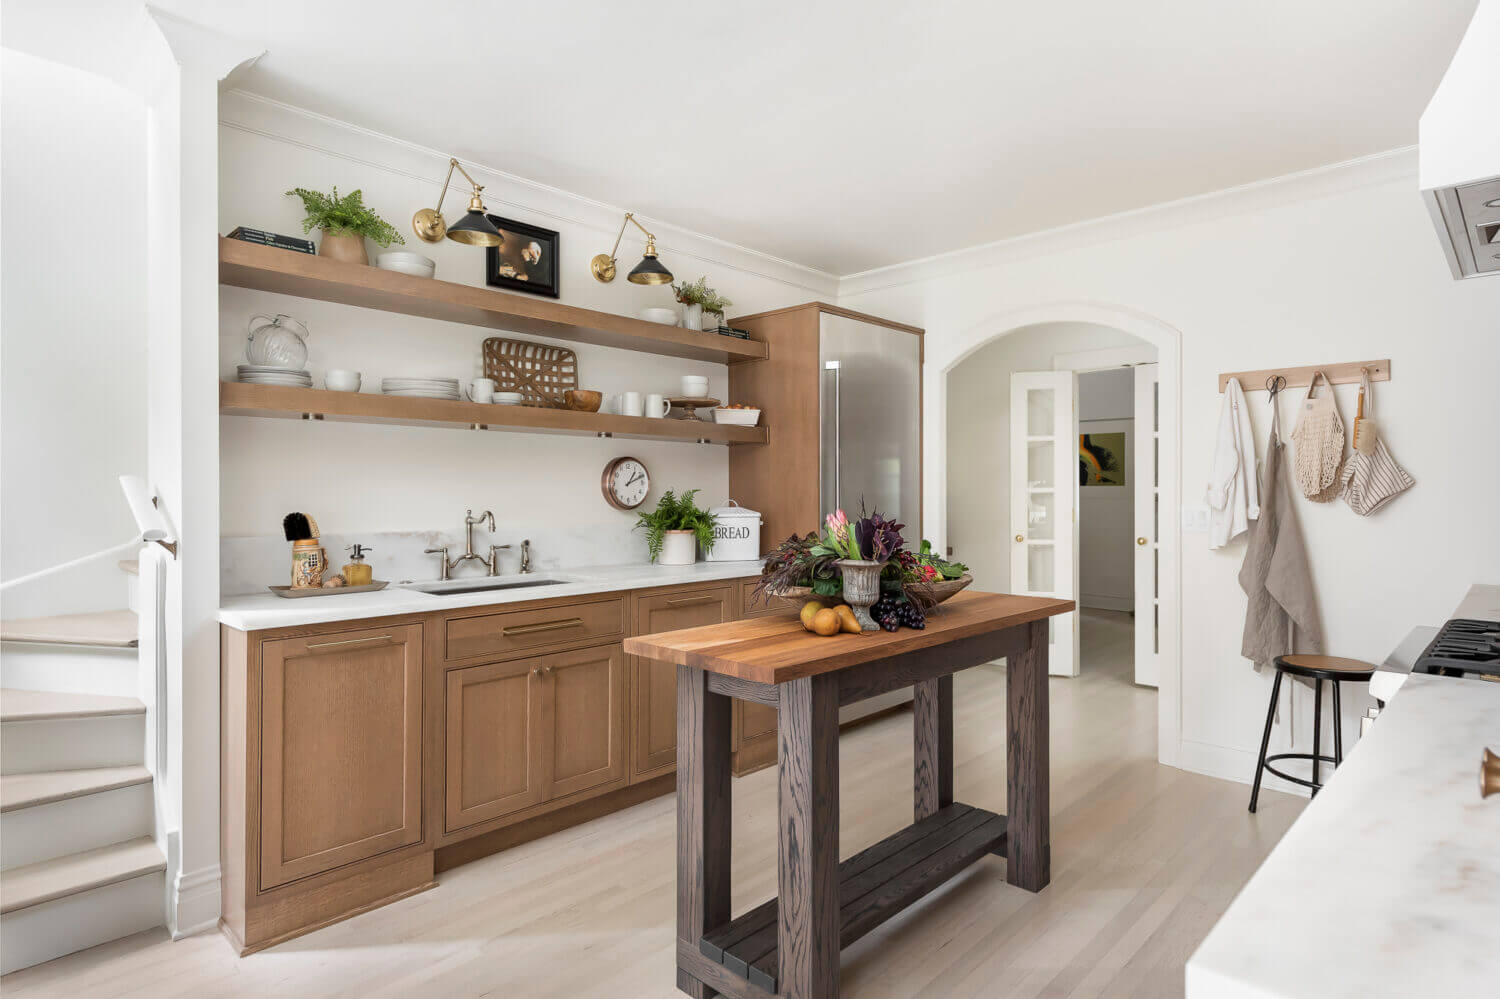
xmin=343 ymin=544 xmax=374 ymax=587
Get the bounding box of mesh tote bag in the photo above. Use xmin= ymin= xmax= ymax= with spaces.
xmin=1340 ymin=369 xmax=1413 ymax=515
xmin=1290 ymin=371 xmax=1345 ymax=503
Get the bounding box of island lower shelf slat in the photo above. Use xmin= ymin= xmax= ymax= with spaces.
xmin=699 ymin=802 xmax=1007 ymax=993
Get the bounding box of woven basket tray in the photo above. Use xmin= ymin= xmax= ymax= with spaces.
xmin=483 ymin=337 xmax=579 ymax=408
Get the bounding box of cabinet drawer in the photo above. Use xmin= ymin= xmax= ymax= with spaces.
xmin=738 ymin=576 xmax=786 ymax=619
xmin=445 ymin=596 xmax=625 ymax=662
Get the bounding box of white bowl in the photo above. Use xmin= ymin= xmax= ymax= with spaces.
xmin=681 ymin=375 xmax=710 ymax=397
xmin=324 ymin=369 xmax=361 ymax=392
xmin=377 ymin=252 xmax=436 ymax=278
xmin=713 ymin=407 xmax=760 ymax=426
xmin=639 ymin=307 xmax=679 ymax=325
xmin=493 ymin=392 xmax=525 ymax=405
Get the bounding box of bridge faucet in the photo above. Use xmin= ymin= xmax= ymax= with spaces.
xmin=439 ymin=509 xmax=497 ymax=577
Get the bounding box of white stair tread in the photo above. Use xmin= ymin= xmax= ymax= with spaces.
xmin=118 ymin=559 xmax=139 ymax=576
xmin=0 ymin=766 xmax=152 ymax=812
xmin=0 ymin=837 xmax=164 ymax=913
xmin=0 ymin=688 xmax=145 ymax=722
xmin=0 ymin=610 xmax=138 ymax=648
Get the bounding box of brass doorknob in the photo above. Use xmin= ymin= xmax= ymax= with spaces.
xmin=1137 ymin=537 xmax=1149 ymax=546
xmin=1482 ymin=747 xmax=1500 ymax=800
xmin=1014 ymin=534 xmax=1024 ymax=543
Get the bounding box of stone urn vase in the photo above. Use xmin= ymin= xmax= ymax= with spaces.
xmin=318 ymin=230 xmax=368 ymax=265
xmin=836 ymin=559 xmax=883 ymax=631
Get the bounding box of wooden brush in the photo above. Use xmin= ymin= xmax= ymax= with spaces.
xmin=1352 ymin=382 xmax=1378 ymax=456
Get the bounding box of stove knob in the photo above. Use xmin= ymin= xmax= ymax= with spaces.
xmin=1483 ymin=748 xmax=1500 ymax=800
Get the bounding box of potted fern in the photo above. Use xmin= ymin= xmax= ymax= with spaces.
xmin=635 ymin=489 xmax=718 ymax=565
xmin=286 ymin=186 xmax=404 ymax=265
xmin=699 ymin=289 xmax=733 ymax=330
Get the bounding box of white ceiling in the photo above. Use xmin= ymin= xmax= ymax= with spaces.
xmin=7 ymin=1 xmax=1478 ymax=274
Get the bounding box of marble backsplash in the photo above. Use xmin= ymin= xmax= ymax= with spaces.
xmin=222 ymin=522 xmax=649 ymax=595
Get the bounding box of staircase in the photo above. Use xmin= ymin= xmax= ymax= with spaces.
xmin=1 ymin=559 xmax=166 ymax=974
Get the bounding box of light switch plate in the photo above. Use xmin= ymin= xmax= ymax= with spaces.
xmin=1181 ymin=505 xmax=1210 ymax=532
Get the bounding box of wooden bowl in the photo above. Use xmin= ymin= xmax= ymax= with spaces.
xmin=763 ymin=573 xmax=973 ymax=610
xmin=564 ymin=390 xmax=603 ymax=413
xmin=927 ymin=574 xmax=974 ymax=603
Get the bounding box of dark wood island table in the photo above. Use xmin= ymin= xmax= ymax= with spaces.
xmin=623 ymin=590 xmax=1075 ymax=999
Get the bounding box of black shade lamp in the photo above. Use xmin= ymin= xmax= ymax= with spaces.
xmin=592 ymin=212 xmax=673 ymax=285
xmin=413 ymin=157 xmax=504 ymax=247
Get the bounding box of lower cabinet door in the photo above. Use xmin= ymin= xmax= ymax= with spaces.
xmin=445 ymin=658 xmax=547 ymax=833
xmin=630 ymin=585 xmax=734 ymax=780
xmin=259 ymin=624 xmax=424 ymax=890
xmin=545 ymin=644 xmax=628 ymax=800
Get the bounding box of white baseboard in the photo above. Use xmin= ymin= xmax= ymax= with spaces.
xmin=1175 ymin=738 xmax=1312 ymax=800
xmin=170 ymin=863 xmax=221 ymax=938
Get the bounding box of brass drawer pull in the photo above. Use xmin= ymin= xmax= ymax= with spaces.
xmin=501 ymin=617 xmax=584 ymax=637
xmin=1482 ymin=747 xmax=1499 ymax=800
xmin=666 ymin=595 xmax=722 ymax=608
xmin=305 ymin=634 xmax=393 ymax=651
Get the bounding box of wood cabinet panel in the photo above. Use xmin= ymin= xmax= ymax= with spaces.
xmin=259 ymin=624 xmax=423 ymax=890
xmin=630 ymin=585 xmax=734 ymax=780
xmin=445 ymin=596 xmax=625 ymax=663
xmin=548 ymin=645 xmax=628 ymax=798
xmin=445 ymin=659 xmax=546 ymax=832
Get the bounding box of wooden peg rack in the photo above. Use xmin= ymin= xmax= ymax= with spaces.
xmin=1218 ymin=358 xmax=1390 ymax=393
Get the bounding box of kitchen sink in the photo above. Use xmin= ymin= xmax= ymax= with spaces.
xmin=405 ymin=576 xmax=570 ymax=596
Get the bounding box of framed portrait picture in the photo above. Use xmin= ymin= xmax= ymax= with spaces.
xmin=483 ymin=215 xmax=560 ymax=298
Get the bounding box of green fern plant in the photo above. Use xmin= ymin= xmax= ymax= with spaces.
xmin=670 ymin=276 xmax=710 ymax=307
xmin=634 ymin=489 xmax=718 ymax=562
xmin=285 ymin=186 xmax=405 ymax=247
xmin=699 ymin=289 xmax=733 ymax=318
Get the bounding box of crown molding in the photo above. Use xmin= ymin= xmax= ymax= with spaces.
xmin=219 ymin=90 xmax=840 ymax=298
xmin=837 ymin=146 xmax=1419 ymax=299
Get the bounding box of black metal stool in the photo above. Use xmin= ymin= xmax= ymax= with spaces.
xmin=1248 ymin=654 xmax=1375 ymax=813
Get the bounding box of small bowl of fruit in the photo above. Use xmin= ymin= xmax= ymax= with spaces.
xmin=712 ymin=404 xmax=760 ymax=427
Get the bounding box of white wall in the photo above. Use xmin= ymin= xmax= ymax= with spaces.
xmin=0 ymin=49 xmax=147 ymax=618
xmin=217 ymin=92 xmax=834 ymax=556
xmin=840 ymin=149 xmax=1500 ymax=787
xmin=1078 ymin=368 xmax=1135 ymax=611
xmin=945 ymin=322 xmax=1138 ymax=594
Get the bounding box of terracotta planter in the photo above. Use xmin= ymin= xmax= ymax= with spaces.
xmin=318 ymin=231 xmax=369 ymax=265
xmin=658 ymin=530 xmax=697 ymax=566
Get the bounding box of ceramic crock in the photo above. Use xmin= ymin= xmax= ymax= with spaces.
xmin=706 ymin=500 xmax=762 ymax=562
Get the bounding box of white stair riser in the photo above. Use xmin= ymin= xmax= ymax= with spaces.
xmin=2 ymin=784 xmax=154 ymax=870
xmin=0 ymin=871 xmax=165 ymax=975
xmin=0 ymin=643 xmax=139 ymax=699
xmin=1 ymin=716 xmax=144 ymax=775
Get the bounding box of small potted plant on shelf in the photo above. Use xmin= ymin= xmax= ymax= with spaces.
xmin=670 ymin=276 xmax=731 ymax=331
xmin=635 ymin=488 xmax=718 ymax=565
xmin=699 ymin=289 xmax=733 ymax=331
xmin=285 ymin=186 xmax=404 ymax=265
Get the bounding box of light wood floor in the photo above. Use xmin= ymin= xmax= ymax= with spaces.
xmin=2 ymin=610 xmax=1302 ymax=997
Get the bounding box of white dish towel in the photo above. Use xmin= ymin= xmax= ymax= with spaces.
xmin=1206 ymin=377 xmax=1259 ymax=548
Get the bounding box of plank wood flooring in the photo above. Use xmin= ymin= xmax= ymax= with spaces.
xmin=1 ymin=610 xmax=1303 ymax=997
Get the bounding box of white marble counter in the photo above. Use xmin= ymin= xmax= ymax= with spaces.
xmin=1186 ymin=672 xmax=1500 ymax=998
xmin=219 ymin=560 xmax=765 ymax=631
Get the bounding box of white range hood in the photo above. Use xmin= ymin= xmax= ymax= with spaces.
xmin=1419 ymin=0 xmax=1500 ymax=279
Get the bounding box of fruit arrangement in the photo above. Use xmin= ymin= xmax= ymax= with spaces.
xmin=799 ymin=600 xmax=861 ymax=636
xmin=871 ymin=596 xmax=925 ymax=632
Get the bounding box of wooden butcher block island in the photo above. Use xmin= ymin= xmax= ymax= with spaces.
xmin=624 ymin=590 xmax=1075 ymax=999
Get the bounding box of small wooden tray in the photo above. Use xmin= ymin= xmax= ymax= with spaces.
xmin=268 ymin=581 xmax=390 ymax=598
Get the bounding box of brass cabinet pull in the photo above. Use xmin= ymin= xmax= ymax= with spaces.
xmin=1482 ymin=747 xmax=1499 ymax=800
xmin=665 ymin=595 xmax=722 ymax=608
xmin=1137 ymin=537 xmax=1149 ymax=546
xmin=531 ymin=665 xmax=555 ymax=676
xmin=1014 ymin=534 xmax=1025 ymax=543
xmin=501 ymin=617 xmax=584 ymax=637
xmin=305 ymin=634 xmax=393 ymax=651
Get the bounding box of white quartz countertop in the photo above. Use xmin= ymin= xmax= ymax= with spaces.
xmin=1186 ymin=672 xmax=1500 ymax=999
xmin=219 ymin=560 xmax=765 ymax=631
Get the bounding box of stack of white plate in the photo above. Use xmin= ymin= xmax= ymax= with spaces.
xmin=238 ymin=365 xmax=313 ymax=387
xmin=381 ymin=377 xmax=461 ymax=400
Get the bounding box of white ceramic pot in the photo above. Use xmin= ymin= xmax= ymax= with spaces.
xmin=658 ymin=530 xmax=697 ymax=565
xmin=680 ymin=303 xmax=703 ymax=330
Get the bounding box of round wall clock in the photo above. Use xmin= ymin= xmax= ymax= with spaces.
xmin=601 ymin=456 xmax=651 ymax=510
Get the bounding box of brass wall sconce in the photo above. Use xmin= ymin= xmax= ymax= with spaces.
xmin=413 ymin=157 xmax=504 ymax=246
xmin=591 ymin=212 xmax=673 ymax=285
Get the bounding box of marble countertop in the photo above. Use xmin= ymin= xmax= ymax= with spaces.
xmin=1186 ymin=672 xmax=1500 ymax=998
xmin=219 ymin=560 xmax=765 ymax=631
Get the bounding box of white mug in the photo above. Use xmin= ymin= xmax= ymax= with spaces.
xmin=681 ymin=375 xmax=709 ymax=397
xmin=620 ymin=391 xmax=644 ymax=417
xmin=644 ymin=393 xmax=671 ymax=419
xmin=469 ymin=378 xmax=495 ymax=403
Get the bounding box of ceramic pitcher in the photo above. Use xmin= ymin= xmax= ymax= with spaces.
xmin=290 ymin=538 xmax=328 ymax=588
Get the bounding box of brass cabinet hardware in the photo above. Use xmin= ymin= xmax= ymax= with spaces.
xmin=305 ymin=634 xmax=393 ymax=651
xmin=1137 ymin=537 xmax=1149 ymax=546
xmin=665 ymin=595 xmax=722 ymax=608
xmin=530 ymin=664 xmax=555 ymax=676
xmin=1014 ymin=534 xmax=1025 ymax=543
xmin=1482 ymin=747 xmax=1499 ymax=800
xmin=501 ymin=617 xmax=584 ymax=637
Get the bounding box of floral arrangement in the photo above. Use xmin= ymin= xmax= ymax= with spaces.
xmin=670 ymin=276 xmax=732 ymax=317
xmin=753 ymin=504 xmax=941 ymax=609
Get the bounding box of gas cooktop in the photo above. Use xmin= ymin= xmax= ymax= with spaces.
xmin=1413 ymin=618 xmax=1500 ymax=679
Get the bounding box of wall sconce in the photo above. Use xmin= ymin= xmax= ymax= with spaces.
xmin=591 ymin=212 xmax=673 ymax=285
xmin=412 ymin=157 xmax=504 ymax=246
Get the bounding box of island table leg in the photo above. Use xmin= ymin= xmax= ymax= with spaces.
xmin=677 ymin=665 xmax=732 ymax=998
xmin=778 ymin=673 xmax=841 ymax=999
xmin=1007 ymin=617 xmax=1051 ymax=892
xmin=913 ymin=675 xmax=954 ymax=821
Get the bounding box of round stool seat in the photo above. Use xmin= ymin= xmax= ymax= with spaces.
xmin=1274 ymin=654 xmax=1375 ymax=681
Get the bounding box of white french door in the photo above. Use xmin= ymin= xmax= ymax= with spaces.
xmin=1133 ymin=362 xmax=1162 ymax=687
xmin=1009 ymin=371 xmax=1078 ymax=677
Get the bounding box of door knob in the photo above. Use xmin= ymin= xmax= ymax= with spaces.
xmin=1483 ymin=747 xmax=1499 ymax=800
xmin=1014 ymin=534 xmax=1024 ymax=543
xmin=1137 ymin=537 xmax=1149 ymax=546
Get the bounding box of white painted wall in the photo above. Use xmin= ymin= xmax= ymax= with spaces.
xmin=0 ymin=49 xmax=147 ymax=618
xmin=840 ymin=149 xmax=1500 ymax=788
xmin=1078 ymin=368 xmax=1135 ymax=612
xmin=216 ymin=93 xmax=835 ymax=556
xmin=945 ymin=323 xmax=1138 ymax=594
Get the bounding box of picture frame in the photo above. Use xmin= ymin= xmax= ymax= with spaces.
xmin=483 ymin=215 xmax=560 ymax=298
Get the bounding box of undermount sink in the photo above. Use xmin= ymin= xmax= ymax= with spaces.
xmin=405 ymin=576 xmax=569 ymax=596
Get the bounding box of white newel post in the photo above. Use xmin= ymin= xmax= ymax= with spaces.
xmin=134 ymin=9 xmax=263 ymax=937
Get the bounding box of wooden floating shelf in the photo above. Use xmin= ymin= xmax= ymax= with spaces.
xmin=220 ymin=382 xmax=768 ymax=446
xmin=219 ymin=237 xmax=768 ymax=365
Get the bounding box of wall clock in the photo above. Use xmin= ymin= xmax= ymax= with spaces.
xmin=601 ymin=456 xmax=650 ymax=510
